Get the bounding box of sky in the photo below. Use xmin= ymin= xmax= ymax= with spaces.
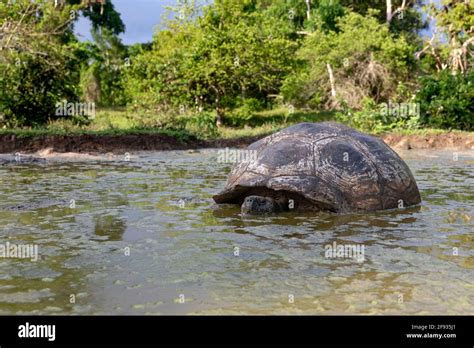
xmin=74 ymin=0 xmax=177 ymax=44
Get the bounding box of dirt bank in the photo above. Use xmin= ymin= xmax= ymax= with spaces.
xmin=0 ymin=133 xmax=263 ymax=154
xmin=382 ymin=133 xmax=474 ymax=151
xmin=0 ymin=131 xmax=473 ymax=154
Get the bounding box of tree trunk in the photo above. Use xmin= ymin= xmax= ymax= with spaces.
xmin=215 ymin=97 xmax=223 ymax=127
xmin=326 ymin=63 xmax=336 ymax=99
xmin=386 ymin=0 xmax=392 ymax=23
xmin=305 ymin=0 xmax=311 ymax=21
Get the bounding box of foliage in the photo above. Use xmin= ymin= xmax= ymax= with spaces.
xmin=341 ymin=0 xmax=425 ymax=34
xmin=226 ymin=98 xmax=265 ymax=127
xmin=335 ymin=98 xmax=421 ymax=134
xmin=0 ymin=0 xmax=472 ymax=133
xmin=258 ymin=0 xmax=346 ymax=34
xmin=281 ymin=11 xmax=417 ymax=109
xmin=0 ymin=0 xmax=83 ymax=126
xmin=122 ymin=30 xmax=191 ymax=113
xmin=312 ymin=0 xmax=346 ymax=32
xmin=186 ymin=111 xmax=218 ymax=138
xmin=415 ymin=70 xmax=473 ymax=130
xmin=79 ymin=28 xmax=128 ymax=107
xmin=419 ymin=0 xmax=473 ymax=74
xmin=124 ymin=0 xmax=298 ymax=125
xmin=68 ymin=0 xmax=125 ymax=35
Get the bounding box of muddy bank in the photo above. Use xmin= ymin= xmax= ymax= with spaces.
xmin=0 ymin=133 xmax=263 ymax=154
xmin=0 ymin=131 xmax=473 ymax=154
xmin=382 ymin=133 xmax=474 ymax=151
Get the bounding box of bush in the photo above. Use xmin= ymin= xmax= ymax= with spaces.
xmin=336 ymin=97 xmax=421 ymax=133
xmin=282 ymin=10 xmax=417 ymax=109
xmin=0 ymin=0 xmax=81 ymax=127
xmin=186 ymin=112 xmax=218 ymax=138
xmin=0 ymin=55 xmax=78 ymax=127
xmin=226 ymin=98 xmax=265 ymax=127
xmin=416 ymin=71 xmax=473 ymax=130
xmin=123 ymin=1 xmax=298 ymax=122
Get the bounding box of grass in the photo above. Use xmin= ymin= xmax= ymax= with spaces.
xmin=0 ymin=108 xmax=193 ymax=140
xmin=0 ymin=126 xmax=193 ymax=140
xmin=218 ymin=108 xmax=337 ymax=139
xmin=1 ymin=107 xmax=472 ymax=141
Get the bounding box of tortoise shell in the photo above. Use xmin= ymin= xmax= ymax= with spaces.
xmin=213 ymin=122 xmax=421 ymax=212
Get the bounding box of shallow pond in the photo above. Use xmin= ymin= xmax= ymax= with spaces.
xmin=0 ymin=149 xmax=473 ymax=314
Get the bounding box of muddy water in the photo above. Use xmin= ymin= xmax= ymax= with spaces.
xmin=0 ymin=149 xmax=472 ymax=315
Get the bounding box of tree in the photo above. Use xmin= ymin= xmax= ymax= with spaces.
xmin=281 ymin=10 xmax=417 ymax=109
xmin=124 ymin=0 xmax=298 ymax=125
xmin=191 ymin=0 xmax=298 ymax=124
xmin=80 ymin=27 xmax=128 ymax=106
xmin=258 ymin=0 xmax=345 ymax=34
xmin=67 ymin=0 xmax=125 ymax=35
xmin=340 ymin=0 xmax=425 ymax=36
xmin=416 ymin=0 xmax=473 ymax=74
xmin=0 ymin=0 xmax=126 ymax=126
xmin=416 ymin=70 xmax=473 ymax=130
xmin=0 ymin=0 xmax=83 ymax=126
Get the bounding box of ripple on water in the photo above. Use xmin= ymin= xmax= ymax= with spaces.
xmin=0 ymin=149 xmax=472 ymax=314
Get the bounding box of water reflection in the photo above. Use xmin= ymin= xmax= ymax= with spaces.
xmin=93 ymin=215 xmax=127 ymax=242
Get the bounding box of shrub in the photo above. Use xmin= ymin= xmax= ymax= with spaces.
xmin=123 ymin=1 xmax=298 ymax=123
xmin=186 ymin=112 xmax=218 ymax=138
xmin=336 ymin=97 xmax=421 ymax=133
xmin=226 ymin=98 xmax=265 ymax=127
xmin=282 ymin=10 xmax=417 ymax=109
xmin=0 ymin=54 xmax=78 ymax=127
xmin=0 ymin=0 xmax=81 ymax=127
xmin=416 ymin=71 xmax=473 ymax=130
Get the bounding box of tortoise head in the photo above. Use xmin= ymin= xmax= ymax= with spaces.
xmin=241 ymin=194 xmax=289 ymax=215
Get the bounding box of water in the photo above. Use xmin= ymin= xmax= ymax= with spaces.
xmin=0 ymin=149 xmax=473 ymax=315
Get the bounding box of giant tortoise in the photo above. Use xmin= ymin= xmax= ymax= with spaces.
xmin=213 ymin=122 xmax=421 ymax=214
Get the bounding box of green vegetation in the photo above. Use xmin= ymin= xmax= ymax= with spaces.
xmin=0 ymin=107 xmax=332 ymax=139
xmin=281 ymin=10 xmax=417 ymax=109
xmin=0 ymin=0 xmax=472 ymax=138
xmin=1 ymin=108 xmax=465 ymax=143
xmin=416 ymin=70 xmax=473 ymax=130
xmin=0 ymin=0 xmax=82 ymax=127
